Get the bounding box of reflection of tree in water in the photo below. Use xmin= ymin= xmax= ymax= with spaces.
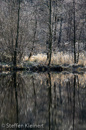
xmin=0 ymin=73 xmax=86 ymax=130
xmin=0 ymin=72 xmax=28 ymax=126
xmin=0 ymin=72 xmax=49 ymax=129
xmin=46 ymin=73 xmax=86 ymax=130
xmin=47 ymin=73 xmax=51 ymax=130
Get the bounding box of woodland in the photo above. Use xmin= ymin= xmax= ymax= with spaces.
xmin=0 ymin=0 xmax=86 ymax=72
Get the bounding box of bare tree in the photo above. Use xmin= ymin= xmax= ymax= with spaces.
xmin=47 ymin=0 xmax=52 ymax=66
xmin=13 ymin=0 xmax=21 ymax=67
xmin=73 ymin=0 xmax=76 ymax=63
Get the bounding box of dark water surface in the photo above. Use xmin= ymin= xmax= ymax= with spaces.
xmin=0 ymin=72 xmax=86 ymax=130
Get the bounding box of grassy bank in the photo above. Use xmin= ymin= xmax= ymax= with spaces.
xmin=1 ymin=52 xmax=86 ymax=72
xmin=24 ymin=52 xmax=86 ymax=66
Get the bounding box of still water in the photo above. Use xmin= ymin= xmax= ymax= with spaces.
xmin=0 ymin=72 xmax=86 ymax=130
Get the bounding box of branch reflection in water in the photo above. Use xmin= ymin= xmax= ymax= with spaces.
xmin=0 ymin=72 xmax=86 ymax=130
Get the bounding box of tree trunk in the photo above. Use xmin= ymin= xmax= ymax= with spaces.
xmin=47 ymin=0 xmax=52 ymax=66
xmin=13 ymin=0 xmax=20 ymax=67
xmin=29 ymin=18 xmax=37 ymax=59
xmin=77 ymin=21 xmax=85 ymax=63
xmin=53 ymin=15 xmax=57 ymax=42
xmin=58 ymin=17 xmax=63 ymax=47
xmin=73 ymin=0 xmax=76 ymax=63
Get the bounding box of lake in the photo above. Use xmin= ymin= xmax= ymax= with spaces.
xmin=0 ymin=72 xmax=86 ymax=130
